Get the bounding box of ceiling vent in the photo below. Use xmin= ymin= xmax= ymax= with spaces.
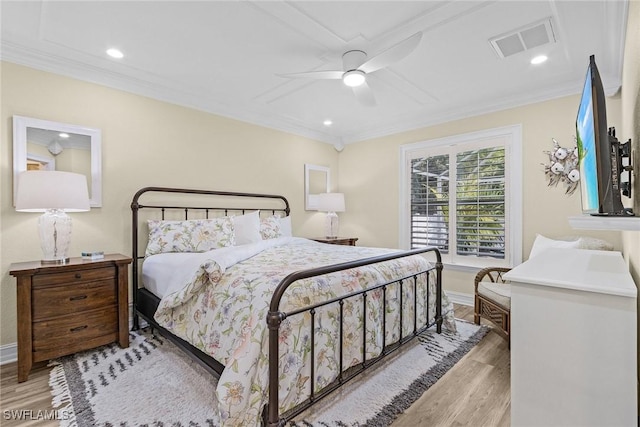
xmin=490 ymin=18 xmax=556 ymax=59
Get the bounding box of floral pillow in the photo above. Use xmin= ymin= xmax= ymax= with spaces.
xmin=146 ymin=217 xmax=235 ymax=256
xmin=260 ymin=216 xmax=282 ymax=240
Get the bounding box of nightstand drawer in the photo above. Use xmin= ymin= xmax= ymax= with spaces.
xmin=10 ymin=254 xmax=131 ymax=382
xmin=32 ymin=306 xmax=118 ymax=353
xmin=32 ymin=280 xmax=117 ymax=321
xmin=32 ymin=266 xmax=116 ymax=287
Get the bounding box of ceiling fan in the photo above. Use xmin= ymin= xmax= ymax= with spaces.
xmin=280 ymin=32 xmax=423 ymax=106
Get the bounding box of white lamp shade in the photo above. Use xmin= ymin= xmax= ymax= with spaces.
xmin=317 ymin=192 xmax=345 ymax=212
xmin=15 ymin=171 xmax=90 ymax=212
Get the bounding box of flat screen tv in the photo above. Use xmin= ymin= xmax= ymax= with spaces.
xmin=576 ymin=55 xmax=632 ymax=216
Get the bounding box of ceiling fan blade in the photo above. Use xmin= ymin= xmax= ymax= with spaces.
xmin=359 ymin=32 xmax=423 ymax=74
xmin=278 ymin=70 xmax=343 ymax=80
xmin=352 ymin=81 xmax=376 ymax=107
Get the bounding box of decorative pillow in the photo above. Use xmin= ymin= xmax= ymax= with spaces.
xmin=260 ymin=216 xmax=282 ymax=240
xmin=146 ymin=217 xmax=235 ymax=256
xmin=559 ymin=236 xmax=614 ymax=251
xmin=529 ymin=234 xmax=581 ymax=259
xmin=279 ymin=216 xmax=292 ymax=237
xmin=233 ymin=211 xmax=262 ymax=245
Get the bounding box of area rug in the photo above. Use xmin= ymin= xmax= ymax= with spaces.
xmin=49 ymin=320 xmax=487 ymax=427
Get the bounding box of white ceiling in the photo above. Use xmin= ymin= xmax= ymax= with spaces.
xmin=0 ymin=1 xmax=629 ymax=149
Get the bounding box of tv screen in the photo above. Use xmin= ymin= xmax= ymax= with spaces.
xmin=576 ymin=62 xmax=599 ymax=213
xmin=575 ymin=55 xmax=627 ymax=216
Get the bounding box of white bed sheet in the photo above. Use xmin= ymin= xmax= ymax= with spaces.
xmin=142 ymin=237 xmax=295 ymax=298
xmin=142 ymin=252 xmax=201 ymax=298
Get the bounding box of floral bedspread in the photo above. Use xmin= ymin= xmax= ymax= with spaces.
xmin=152 ymin=237 xmax=455 ymax=426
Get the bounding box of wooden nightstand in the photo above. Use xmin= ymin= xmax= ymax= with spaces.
xmin=9 ymin=253 xmax=132 ymax=382
xmin=311 ymin=237 xmax=358 ymax=246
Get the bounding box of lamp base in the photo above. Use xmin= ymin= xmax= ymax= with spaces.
xmin=325 ymin=211 xmax=339 ymax=238
xmin=39 ymin=209 xmax=73 ymax=263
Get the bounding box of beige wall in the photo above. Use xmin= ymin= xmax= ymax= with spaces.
xmin=621 ymin=0 xmax=640 ymax=285
xmin=619 ymin=0 xmax=640 ymax=401
xmin=0 ymin=62 xmax=338 ymax=346
xmin=338 ymin=95 xmax=623 ymax=295
xmin=2 ymin=4 xmax=639 ymax=347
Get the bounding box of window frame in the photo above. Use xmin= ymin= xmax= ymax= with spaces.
xmin=399 ymin=125 xmax=523 ymax=269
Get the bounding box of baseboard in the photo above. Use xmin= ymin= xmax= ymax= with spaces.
xmin=446 ymin=291 xmax=474 ymax=307
xmin=0 ymin=343 xmax=17 ymax=365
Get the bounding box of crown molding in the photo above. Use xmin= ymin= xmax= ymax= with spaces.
xmin=1 ymin=40 xmax=342 ymax=146
xmin=2 ymin=39 xmax=620 ymax=147
xmin=340 ymin=75 xmax=621 ymax=145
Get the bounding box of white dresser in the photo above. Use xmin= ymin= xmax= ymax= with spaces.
xmin=505 ymin=248 xmax=637 ymax=426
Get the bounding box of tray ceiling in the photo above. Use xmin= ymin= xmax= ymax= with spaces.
xmin=0 ymin=1 xmax=628 ymax=148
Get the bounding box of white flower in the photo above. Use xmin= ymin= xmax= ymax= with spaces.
xmin=551 ymin=162 xmax=565 ymax=174
xmin=567 ymin=169 xmax=580 ymax=182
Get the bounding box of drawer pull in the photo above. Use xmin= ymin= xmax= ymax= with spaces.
xmin=75 ymin=273 xmax=82 ymax=279
xmin=69 ymin=295 xmax=88 ymax=301
xmin=70 ymin=325 xmax=88 ymax=333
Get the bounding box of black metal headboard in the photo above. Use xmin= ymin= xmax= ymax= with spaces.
xmin=130 ymin=186 xmax=290 ymax=318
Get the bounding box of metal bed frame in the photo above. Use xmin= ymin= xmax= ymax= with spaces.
xmin=131 ymin=187 xmax=443 ymax=426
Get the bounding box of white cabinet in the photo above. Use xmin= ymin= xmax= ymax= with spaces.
xmin=505 ymin=249 xmax=637 ymax=427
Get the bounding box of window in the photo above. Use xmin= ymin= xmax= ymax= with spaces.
xmin=400 ymin=125 xmax=522 ymax=268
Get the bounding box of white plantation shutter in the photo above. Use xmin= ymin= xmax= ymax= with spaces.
xmin=455 ymin=147 xmax=505 ymax=259
xmin=410 ymin=155 xmax=450 ymax=253
xmin=401 ymin=126 xmax=522 ymax=268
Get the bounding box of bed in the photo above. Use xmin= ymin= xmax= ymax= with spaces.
xmin=131 ymin=187 xmax=455 ymax=426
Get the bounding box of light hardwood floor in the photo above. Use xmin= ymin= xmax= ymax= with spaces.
xmin=393 ymin=304 xmax=511 ymax=427
xmin=0 ymin=304 xmax=510 ymax=426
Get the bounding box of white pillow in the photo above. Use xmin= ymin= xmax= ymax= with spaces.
xmin=529 ymin=234 xmax=581 ymax=259
xmin=233 ymin=211 xmax=262 ymax=245
xmin=279 ymin=216 xmax=292 ymax=237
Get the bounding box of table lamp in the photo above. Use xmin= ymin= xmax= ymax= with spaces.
xmin=15 ymin=171 xmax=90 ymax=264
xmin=317 ymin=192 xmax=345 ymax=238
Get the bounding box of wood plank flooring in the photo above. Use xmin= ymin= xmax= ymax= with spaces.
xmin=0 ymin=304 xmax=510 ymax=426
xmin=393 ymin=304 xmax=511 ymax=427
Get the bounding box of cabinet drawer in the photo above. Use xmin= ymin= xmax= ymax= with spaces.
xmin=32 ymin=266 xmax=116 ymax=287
xmin=32 ymin=306 xmax=117 ymax=353
xmin=32 ymin=280 xmax=117 ymax=321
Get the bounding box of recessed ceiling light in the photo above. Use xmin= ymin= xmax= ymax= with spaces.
xmin=323 ymin=120 xmax=333 ymax=126
xmin=531 ymin=55 xmax=548 ymax=65
xmin=58 ymin=133 xmax=69 ymax=138
xmin=106 ymin=48 xmax=124 ymax=59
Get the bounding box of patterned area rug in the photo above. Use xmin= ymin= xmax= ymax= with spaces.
xmin=49 ymin=320 xmax=488 ymax=427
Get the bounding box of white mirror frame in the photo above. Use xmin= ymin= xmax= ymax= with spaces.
xmin=304 ymin=163 xmax=330 ymax=210
xmin=13 ymin=115 xmax=102 ymax=207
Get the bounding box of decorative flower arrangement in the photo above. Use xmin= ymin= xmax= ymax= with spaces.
xmin=543 ymin=138 xmax=580 ymax=195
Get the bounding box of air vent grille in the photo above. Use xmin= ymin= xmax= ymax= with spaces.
xmin=490 ymin=18 xmax=556 ymax=59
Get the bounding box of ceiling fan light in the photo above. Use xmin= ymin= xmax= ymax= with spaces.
xmin=343 ymin=70 xmax=366 ymax=87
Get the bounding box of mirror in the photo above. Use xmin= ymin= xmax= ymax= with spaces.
xmin=304 ymin=164 xmax=330 ymax=210
xmin=13 ymin=115 xmax=102 ymax=207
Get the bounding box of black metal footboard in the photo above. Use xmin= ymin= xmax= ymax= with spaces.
xmin=131 ymin=187 xmax=443 ymax=427
xmin=265 ymin=247 xmax=443 ymax=426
